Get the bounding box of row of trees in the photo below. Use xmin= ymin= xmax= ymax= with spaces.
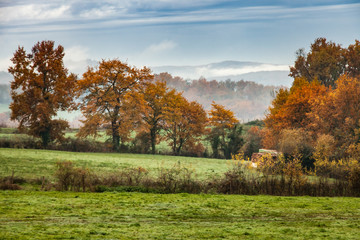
xmin=8 ymin=40 xmax=244 ymax=158
xmin=264 ymin=38 xmax=360 ymax=166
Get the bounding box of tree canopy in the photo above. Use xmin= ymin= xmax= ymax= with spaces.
xmin=289 ymin=38 xmax=359 ymax=88
xmin=76 ymin=59 xmax=153 ymax=150
xmin=8 ymin=40 xmax=77 ymax=147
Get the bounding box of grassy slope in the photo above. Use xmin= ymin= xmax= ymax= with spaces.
xmin=0 ymin=148 xmax=232 ymax=180
xmin=1 ymin=191 xmax=359 ymax=239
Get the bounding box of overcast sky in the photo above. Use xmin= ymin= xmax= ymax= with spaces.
xmin=0 ymin=0 xmax=359 ymax=74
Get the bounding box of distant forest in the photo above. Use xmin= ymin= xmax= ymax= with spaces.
xmin=155 ymin=73 xmax=279 ymax=121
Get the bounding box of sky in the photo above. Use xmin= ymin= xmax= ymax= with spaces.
xmin=0 ymin=0 xmax=359 ymax=75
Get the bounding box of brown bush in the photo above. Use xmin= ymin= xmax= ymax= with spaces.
xmin=55 ymin=161 xmax=95 ymax=191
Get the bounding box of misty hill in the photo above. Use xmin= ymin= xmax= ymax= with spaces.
xmin=155 ymin=73 xmax=281 ymax=122
xmin=152 ymin=61 xmax=292 ymax=87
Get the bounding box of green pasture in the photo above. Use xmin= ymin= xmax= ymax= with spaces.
xmin=0 ymin=148 xmax=233 ymax=180
xmin=1 ymin=191 xmax=359 ymax=239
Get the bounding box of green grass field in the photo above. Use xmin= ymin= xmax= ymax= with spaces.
xmin=0 ymin=148 xmax=232 ymax=180
xmin=1 ymin=147 xmax=359 ymax=239
xmin=1 ymin=191 xmax=359 ymax=239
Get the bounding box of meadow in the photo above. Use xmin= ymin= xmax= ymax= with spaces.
xmin=1 ymin=191 xmax=359 ymax=239
xmin=1 ymin=147 xmax=360 ymax=239
xmin=0 ymin=148 xmax=232 ymax=181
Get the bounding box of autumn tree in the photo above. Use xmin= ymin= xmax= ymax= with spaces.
xmin=289 ymin=38 xmax=345 ymax=87
xmin=139 ymin=80 xmax=174 ymax=154
xmin=346 ymin=40 xmax=360 ymax=78
xmin=308 ymin=75 xmax=360 ymax=157
xmin=208 ymin=102 xmax=243 ymax=159
xmin=163 ymin=92 xmax=207 ymax=155
xmin=8 ymin=40 xmax=77 ymax=147
xmin=264 ymin=77 xmax=328 ymax=147
xmin=77 ymin=59 xmax=153 ymax=151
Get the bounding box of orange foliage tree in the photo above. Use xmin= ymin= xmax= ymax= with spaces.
xmin=308 ymin=75 xmax=360 ymax=157
xmin=140 ymin=80 xmax=175 ymax=154
xmin=163 ymin=92 xmax=207 ymax=155
xmin=8 ymin=40 xmax=77 ymax=147
xmin=208 ymin=102 xmax=243 ymax=159
xmin=264 ymin=78 xmax=328 ymax=148
xmin=76 ymin=59 xmax=153 ymax=151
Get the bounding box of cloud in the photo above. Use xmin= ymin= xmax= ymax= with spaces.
xmin=195 ymin=64 xmax=289 ymax=77
xmin=79 ymin=5 xmax=119 ymax=19
xmin=63 ymin=46 xmax=90 ymax=74
xmin=144 ymin=40 xmax=177 ymax=54
xmin=1 ymin=1 xmax=359 ymax=33
xmin=0 ymin=3 xmax=70 ymax=23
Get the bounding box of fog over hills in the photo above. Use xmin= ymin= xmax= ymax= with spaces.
xmin=152 ymin=61 xmax=292 ymax=87
xmin=0 ymin=60 xmax=292 ymax=87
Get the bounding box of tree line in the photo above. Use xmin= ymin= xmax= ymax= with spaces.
xmin=7 ymin=38 xmax=360 ymax=162
xmin=8 ymin=40 xmax=244 ymax=158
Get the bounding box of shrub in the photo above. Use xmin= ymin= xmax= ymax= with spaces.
xmin=0 ymin=182 xmax=21 ymax=190
xmin=0 ymin=137 xmax=42 ymax=149
xmin=278 ymin=128 xmax=314 ymax=169
xmin=55 ymin=161 xmax=94 ymax=191
xmin=157 ymin=162 xmax=202 ymax=193
xmin=50 ymin=138 xmax=110 ymax=152
xmin=0 ymin=172 xmax=23 ymax=190
xmin=216 ymin=156 xmax=252 ymax=194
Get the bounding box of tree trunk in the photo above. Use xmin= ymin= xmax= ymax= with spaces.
xmin=176 ymin=138 xmax=184 ymax=156
xmin=40 ymin=125 xmax=51 ymax=148
xmin=150 ymin=126 xmax=156 ymax=155
xmin=112 ymin=120 xmax=120 ymax=151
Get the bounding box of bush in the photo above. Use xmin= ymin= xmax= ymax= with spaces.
xmin=216 ymin=157 xmax=253 ymax=194
xmin=0 ymin=172 xmax=23 ymax=190
xmin=50 ymin=138 xmax=110 ymax=152
xmin=0 ymin=182 xmax=21 ymax=190
xmin=55 ymin=161 xmax=95 ymax=191
xmin=157 ymin=162 xmax=202 ymax=193
xmin=0 ymin=137 xmax=42 ymax=149
xmin=278 ymin=128 xmax=314 ymax=169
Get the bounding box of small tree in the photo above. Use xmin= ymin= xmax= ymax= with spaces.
xmin=8 ymin=40 xmax=77 ymax=147
xmin=208 ymin=102 xmax=243 ymax=159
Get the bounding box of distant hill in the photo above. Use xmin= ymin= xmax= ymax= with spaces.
xmin=152 ymin=60 xmax=292 ymax=87
xmin=155 ymin=73 xmax=281 ymax=122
